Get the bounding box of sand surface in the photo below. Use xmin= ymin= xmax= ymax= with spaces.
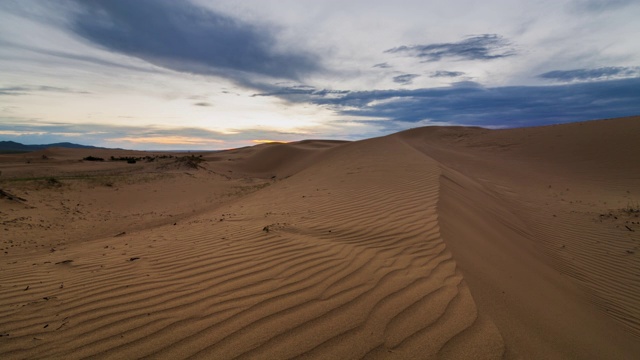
xmin=1 ymin=117 xmax=639 ymax=359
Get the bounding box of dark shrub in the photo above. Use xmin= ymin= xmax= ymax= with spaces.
xmin=83 ymin=156 xmax=104 ymax=161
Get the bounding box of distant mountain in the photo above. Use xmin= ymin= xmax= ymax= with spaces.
xmin=0 ymin=141 xmax=104 ymax=152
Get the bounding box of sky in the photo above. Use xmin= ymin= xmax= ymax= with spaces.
xmin=1 ymin=0 xmax=639 ymax=150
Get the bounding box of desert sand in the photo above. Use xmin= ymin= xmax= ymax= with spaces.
xmin=0 ymin=116 xmax=639 ymax=359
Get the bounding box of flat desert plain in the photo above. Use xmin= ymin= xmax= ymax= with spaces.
xmin=1 ymin=116 xmax=639 ymax=359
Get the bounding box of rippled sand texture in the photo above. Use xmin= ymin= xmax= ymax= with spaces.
xmin=1 ymin=116 xmax=639 ymax=358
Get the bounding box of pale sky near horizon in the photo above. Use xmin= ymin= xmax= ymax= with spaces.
xmin=1 ymin=0 xmax=639 ymax=150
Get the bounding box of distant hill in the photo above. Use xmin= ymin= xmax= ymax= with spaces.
xmin=0 ymin=141 xmax=104 ymax=153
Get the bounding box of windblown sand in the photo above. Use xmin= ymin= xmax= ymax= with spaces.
xmin=1 ymin=117 xmax=639 ymax=359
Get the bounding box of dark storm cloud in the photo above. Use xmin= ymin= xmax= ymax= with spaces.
xmin=430 ymin=70 xmax=465 ymax=78
xmin=393 ymin=74 xmax=420 ymax=85
xmin=385 ymin=34 xmax=516 ymax=62
xmin=70 ymin=0 xmax=319 ymax=81
xmin=300 ymin=77 xmax=640 ymax=127
xmin=538 ymin=66 xmax=640 ymax=82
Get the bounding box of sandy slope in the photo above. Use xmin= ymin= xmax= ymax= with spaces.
xmin=398 ymin=117 xmax=640 ymax=350
xmin=1 ymin=117 xmax=639 ymax=358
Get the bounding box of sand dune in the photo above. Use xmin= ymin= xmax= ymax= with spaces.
xmin=399 ymin=117 xmax=640 ymax=347
xmin=1 ymin=117 xmax=639 ymax=358
xmin=216 ymin=140 xmax=348 ymax=178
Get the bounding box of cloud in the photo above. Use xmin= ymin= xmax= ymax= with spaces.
xmin=0 ymin=85 xmax=90 ymax=96
xmin=430 ymin=70 xmax=465 ymax=78
xmin=2 ymin=1 xmax=638 ymax=148
xmin=373 ymin=62 xmax=391 ymax=69
xmin=304 ymin=77 xmax=640 ymax=128
xmin=70 ymin=0 xmax=320 ymax=81
xmin=0 ymin=129 xmax=47 ymax=136
xmin=0 ymin=86 xmax=30 ymax=96
xmin=252 ymin=85 xmax=350 ymax=101
xmin=538 ymin=66 xmax=640 ymax=82
xmin=4 ymin=79 xmax=639 ymax=150
xmin=385 ymin=34 xmax=516 ymax=62
xmin=37 ymin=86 xmax=88 ymax=93
xmin=0 ymin=119 xmax=339 ymax=150
xmin=0 ymin=121 xmax=225 ymax=147
xmin=193 ymin=102 xmax=213 ymax=107
xmin=449 ymin=81 xmax=482 ymax=88
xmin=392 ymin=74 xmax=420 ymax=85
xmin=570 ymin=0 xmax=635 ymax=13
xmin=1 ymin=39 xmax=162 ymax=74
xmin=109 ymin=136 xmax=223 ymax=145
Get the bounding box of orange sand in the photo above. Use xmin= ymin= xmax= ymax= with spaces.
xmin=1 ymin=117 xmax=638 ymax=358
